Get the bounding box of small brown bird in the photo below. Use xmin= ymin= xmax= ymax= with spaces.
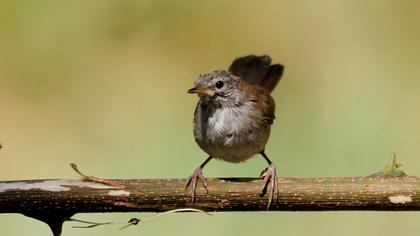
xmin=186 ymin=55 xmax=284 ymax=209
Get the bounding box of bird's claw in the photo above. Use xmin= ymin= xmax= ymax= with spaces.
xmin=260 ymin=164 xmax=279 ymax=210
xmin=260 ymin=167 xmax=268 ymax=177
xmin=185 ymin=167 xmax=208 ymax=203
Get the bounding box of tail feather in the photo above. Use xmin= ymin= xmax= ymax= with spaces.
xmin=228 ymin=55 xmax=284 ymax=93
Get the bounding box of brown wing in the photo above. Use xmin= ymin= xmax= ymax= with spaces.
xmin=228 ymin=55 xmax=284 ymax=93
xmin=255 ymin=86 xmax=276 ymax=125
xmin=240 ymin=81 xmax=276 ymax=125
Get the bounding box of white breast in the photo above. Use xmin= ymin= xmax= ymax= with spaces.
xmin=194 ymin=103 xmax=270 ymax=163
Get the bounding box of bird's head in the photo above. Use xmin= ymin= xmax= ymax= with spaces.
xmin=188 ymin=70 xmax=245 ymax=106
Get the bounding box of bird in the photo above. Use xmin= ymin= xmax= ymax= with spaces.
xmin=186 ymin=55 xmax=284 ymax=209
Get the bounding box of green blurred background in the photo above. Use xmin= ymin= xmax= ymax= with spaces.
xmin=1 ymin=0 xmax=420 ymax=235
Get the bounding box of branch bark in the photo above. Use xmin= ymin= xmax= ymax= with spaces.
xmin=1 ymin=176 xmax=419 ymax=215
xmin=0 ymin=152 xmax=417 ymax=235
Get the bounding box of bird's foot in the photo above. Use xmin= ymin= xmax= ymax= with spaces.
xmin=260 ymin=164 xmax=279 ymax=210
xmin=185 ymin=167 xmax=208 ymax=203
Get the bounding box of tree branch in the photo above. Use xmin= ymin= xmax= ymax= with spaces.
xmin=0 ymin=151 xmax=418 ymax=235
xmin=1 ymin=175 xmax=419 ymax=214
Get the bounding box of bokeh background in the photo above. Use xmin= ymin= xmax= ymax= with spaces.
xmin=1 ymin=0 xmax=420 ymax=235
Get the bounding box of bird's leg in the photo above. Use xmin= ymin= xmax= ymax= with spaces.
xmin=259 ymin=151 xmax=279 ymax=210
xmin=186 ymin=156 xmax=212 ymax=203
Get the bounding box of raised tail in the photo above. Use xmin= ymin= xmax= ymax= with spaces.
xmin=228 ymin=55 xmax=284 ymax=93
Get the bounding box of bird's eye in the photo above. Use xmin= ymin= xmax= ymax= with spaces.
xmin=215 ymin=80 xmax=224 ymax=89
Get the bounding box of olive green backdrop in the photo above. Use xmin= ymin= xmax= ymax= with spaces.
xmin=1 ymin=0 xmax=420 ymax=235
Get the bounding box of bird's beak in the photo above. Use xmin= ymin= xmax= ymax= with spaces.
xmin=187 ymin=87 xmax=215 ymax=96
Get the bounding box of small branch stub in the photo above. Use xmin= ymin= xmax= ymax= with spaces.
xmin=369 ymin=150 xmax=406 ymax=177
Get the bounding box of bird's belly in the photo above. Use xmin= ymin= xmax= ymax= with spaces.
xmin=206 ymin=140 xmax=264 ymax=163
xmin=194 ymin=106 xmax=270 ymax=163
